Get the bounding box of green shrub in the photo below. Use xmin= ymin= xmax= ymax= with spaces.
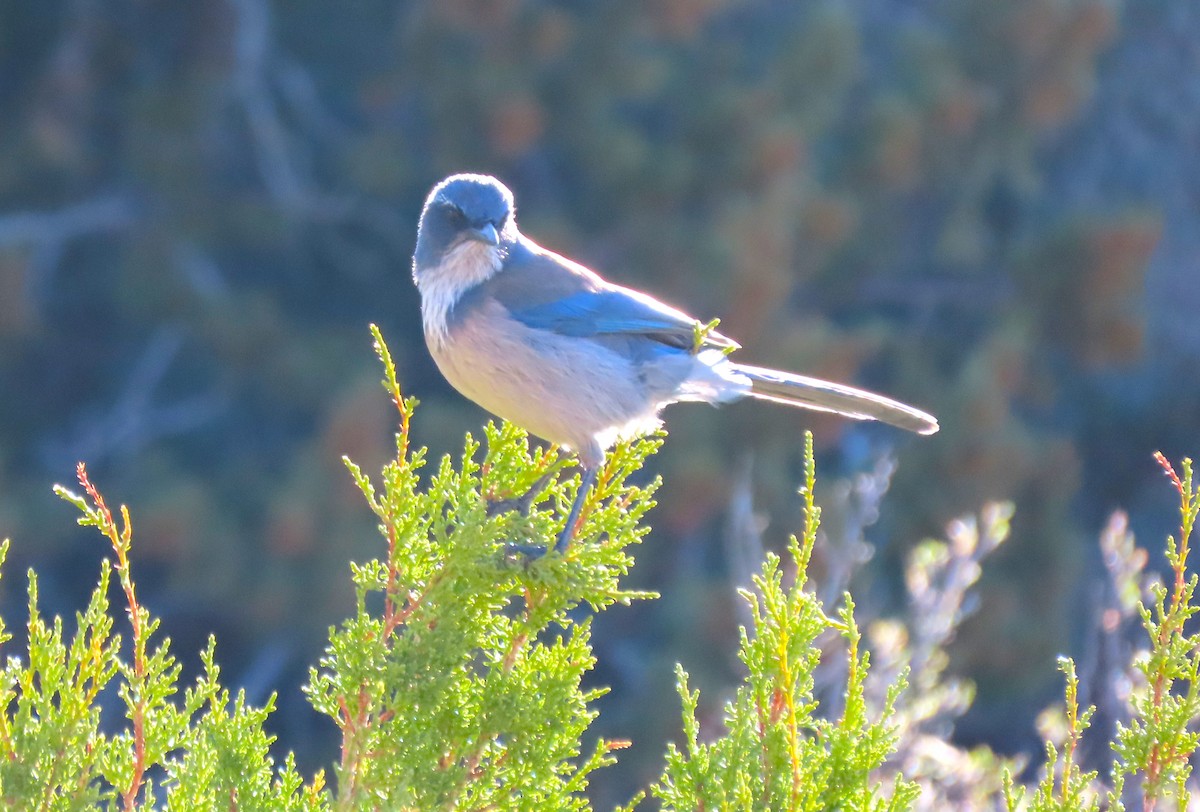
xmin=0 ymin=327 xmax=1196 ymax=809
xmin=644 ymin=433 xmax=917 ymax=811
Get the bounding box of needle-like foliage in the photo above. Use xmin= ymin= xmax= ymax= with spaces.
xmin=646 ymin=433 xmax=919 ymax=811
xmin=5 ymin=326 xmax=1200 ymax=810
xmin=304 ymin=324 xmax=659 ymax=809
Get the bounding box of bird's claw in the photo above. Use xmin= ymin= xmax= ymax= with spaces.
xmin=491 ymin=466 xmax=595 ymax=563
xmin=485 ymin=471 xmax=556 ymax=517
xmin=499 ymin=541 xmax=549 ymax=567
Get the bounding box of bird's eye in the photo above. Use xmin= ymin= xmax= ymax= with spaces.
xmin=443 ymin=203 xmax=466 ymax=224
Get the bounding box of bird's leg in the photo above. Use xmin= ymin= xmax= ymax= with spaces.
xmin=553 ymin=465 xmax=598 ymax=554
xmin=486 ymin=470 xmax=556 ymax=517
xmin=497 ymin=463 xmax=597 ymax=564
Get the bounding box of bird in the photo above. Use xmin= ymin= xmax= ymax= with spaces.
xmin=411 ymin=173 xmax=938 ymax=554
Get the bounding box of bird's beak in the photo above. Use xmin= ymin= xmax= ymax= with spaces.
xmin=466 ymin=222 xmax=500 ymax=246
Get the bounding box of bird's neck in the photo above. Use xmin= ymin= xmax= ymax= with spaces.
xmin=419 ymin=240 xmax=506 ymax=347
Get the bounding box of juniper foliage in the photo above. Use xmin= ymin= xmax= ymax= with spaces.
xmin=1 ymin=328 xmax=1198 ymax=809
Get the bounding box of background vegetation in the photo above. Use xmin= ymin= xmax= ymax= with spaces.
xmin=0 ymin=0 xmax=1195 ymax=805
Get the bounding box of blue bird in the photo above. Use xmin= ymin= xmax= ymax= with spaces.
xmin=412 ymin=173 xmax=938 ymax=554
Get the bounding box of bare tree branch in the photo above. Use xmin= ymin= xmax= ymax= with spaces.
xmin=39 ymin=327 xmax=227 ymax=471
xmin=0 ymin=194 xmax=134 ymax=248
xmin=228 ymin=0 xmax=356 ymax=221
xmin=0 ymin=194 xmax=136 ymax=316
xmin=724 ymin=454 xmax=766 ymax=632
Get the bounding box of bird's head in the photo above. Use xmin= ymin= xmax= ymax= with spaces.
xmin=413 ymin=174 xmax=516 ymax=286
xmin=412 ymin=174 xmax=519 ymax=342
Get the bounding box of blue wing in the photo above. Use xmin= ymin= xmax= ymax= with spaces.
xmin=509 ymin=287 xmax=737 ymax=352
xmin=465 ymin=237 xmax=738 ymax=352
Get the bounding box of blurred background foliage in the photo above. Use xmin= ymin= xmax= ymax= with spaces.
xmin=0 ymin=0 xmax=1196 ymax=805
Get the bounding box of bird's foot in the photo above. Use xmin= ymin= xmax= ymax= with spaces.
xmin=486 ymin=471 xmax=556 ymax=517
xmin=498 ymin=541 xmax=549 ymax=567
xmin=493 ymin=465 xmax=596 ymax=563
xmin=496 ymin=523 xmax=575 ymax=565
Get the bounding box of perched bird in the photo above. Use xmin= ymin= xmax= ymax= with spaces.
xmin=412 ymin=173 xmax=937 ymax=554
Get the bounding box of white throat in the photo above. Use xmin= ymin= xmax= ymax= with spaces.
xmin=418 ymin=240 xmax=504 ymax=346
